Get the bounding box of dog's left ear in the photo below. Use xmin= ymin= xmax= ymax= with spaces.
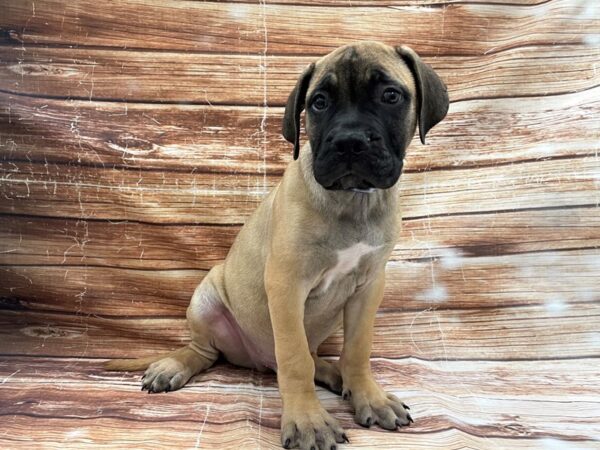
xmin=396 ymin=46 xmax=449 ymax=145
xmin=282 ymin=63 xmax=315 ymax=160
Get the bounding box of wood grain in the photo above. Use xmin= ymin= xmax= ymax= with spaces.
xmin=2 ymin=422 xmax=597 ymax=450
xmin=1 ymin=248 xmax=598 ymax=316
xmin=2 ymin=300 xmax=599 ymax=360
xmin=2 ymin=87 xmax=598 ymax=175
xmin=1 ymin=0 xmax=597 ymax=55
xmin=1 ymin=207 xmax=597 ymax=267
xmin=1 ymin=45 xmax=598 ymax=104
xmin=1 ymin=156 xmax=597 ymax=223
xmin=0 ymin=356 xmax=598 ymax=448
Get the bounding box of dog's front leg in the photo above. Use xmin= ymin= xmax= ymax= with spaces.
xmin=339 ymin=272 xmax=413 ymax=430
xmin=266 ymin=258 xmax=347 ymax=450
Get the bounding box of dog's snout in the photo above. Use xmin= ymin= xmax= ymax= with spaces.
xmin=367 ymin=131 xmax=382 ymax=143
xmin=331 ymin=131 xmax=370 ymax=155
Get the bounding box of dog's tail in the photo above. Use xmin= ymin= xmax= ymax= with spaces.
xmin=103 ymin=351 xmax=176 ymax=372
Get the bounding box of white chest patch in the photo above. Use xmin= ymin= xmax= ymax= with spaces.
xmin=319 ymin=242 xmax=382 ymax=292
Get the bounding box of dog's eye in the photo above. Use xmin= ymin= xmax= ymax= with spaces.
xmin=382 ymin=88 xmax=401 ymax=104
xmin=311 ymin=94 xmax=329 ymax=111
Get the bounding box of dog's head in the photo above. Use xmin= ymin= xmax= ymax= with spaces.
xmin=282 ymin=41 xmax=449 ymax=192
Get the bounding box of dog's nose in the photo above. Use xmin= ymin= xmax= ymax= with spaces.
xmin=331 ymin=131 xmax=370 ymax=156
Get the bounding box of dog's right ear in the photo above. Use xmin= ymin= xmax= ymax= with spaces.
xmin=282 ymin=63 xmax=315 ymax=160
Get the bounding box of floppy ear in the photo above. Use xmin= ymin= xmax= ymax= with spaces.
xmin=282 ymin=63 xmax=315 ymax=160
xmin=396 ymin=46 xmax=449 ymax=145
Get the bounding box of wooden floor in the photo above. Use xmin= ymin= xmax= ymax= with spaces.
xmin=1 ymin=0 xmax=600 ymax=448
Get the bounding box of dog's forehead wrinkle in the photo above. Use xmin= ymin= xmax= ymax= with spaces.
xmin=370 ymin=67 xmax=395 ymax=84
xmin=311 ymin=72 xmax=337 ymax=95
xmin=341 ymin=45 xmax=359 ymax=63
xmin=313 ymin=47 xmax=412 ymax=97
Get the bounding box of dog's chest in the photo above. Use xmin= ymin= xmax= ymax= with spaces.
xmin=307 ymin=242 xmax=383 ymax=313
xmin=320 ymin=242 xmax=381 ymax=291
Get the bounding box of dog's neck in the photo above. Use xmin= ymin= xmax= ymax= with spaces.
xmin=298 ymin=144 xmax=400 ymax=223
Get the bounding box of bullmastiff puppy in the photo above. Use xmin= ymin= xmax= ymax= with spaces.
xmin=106 ymin=41 xmax=449 ymax=449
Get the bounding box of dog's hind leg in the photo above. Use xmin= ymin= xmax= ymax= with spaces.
xmin=312 ymin=353 xmax=343 ymax=395
xmin=141 ymin=271 xmax=225 ymax=393
xmin=107 ymin=336 xmax=218 ymax=394
xmin=141 ymin=343 xmax=217 ymax=393
xmin=141 ymin=335 xmax=218 ymax=393
xmin=105 ymin=267 xmax=222 ymax=393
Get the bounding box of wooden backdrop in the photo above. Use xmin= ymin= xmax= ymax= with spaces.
xmin=1 ymin=0 xmax=599 ymax=448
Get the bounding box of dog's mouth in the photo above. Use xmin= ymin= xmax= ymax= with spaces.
xmin=326 ymin=175 xmax=377 ymax=193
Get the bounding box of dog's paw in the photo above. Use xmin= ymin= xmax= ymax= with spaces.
xmin=280 ymin=401 xmax=348 ymax=449
xmin=141 ymin=357 xmax=193 ymax=393
xmin=342 ymin=379 xmax=412 ymax=430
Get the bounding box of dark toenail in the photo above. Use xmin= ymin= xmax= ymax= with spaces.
xmin=366 ymin=417 xmax=372 ymax=426
xmin=283 ymin=438 xmax=291 ymax=449
xmin=407 ymin=413 xmax=414 ymax=423
xmin=342 ymin=433 xmax=349 ymax=443
xmin=310 ymin=446 xmax=316 ymax=450
xmin=403 ymin=402 xmax=410 ymax=410
xmin=330 ymin=445 xmax=336 ymax=450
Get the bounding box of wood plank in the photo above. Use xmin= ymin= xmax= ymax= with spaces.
xmin=0 ymin=356 xmax=598 ymax=446
xmin=0 ymin=215 xmax=235 ymax=269
xmin=3 ymin=421 xmax=597 ymax=450
xmin=3 ymin=355 xmax=599 ymax=406
xmin=1 ymin=208 xmax=596 ymax=316
xmin=385 ymin=249 xmax=600 ymax=309
xmin=1 ymin=207 xmax=597 ymax=268
xmin=397 ymin=156 xmax=598 ymax=219
xmin=0 ymin=94 xmax=282 ymax=175
xmin=1 ymin=248 xmax=598 ymax=316
xmin=0 ymin=160 xmax=275 ymax=224
xmin=1 ymin=87 xmax=598 ymax=175
xmin=2 ymin=45 xmax=598 ymax=104
xmin=396 ymin=207 xmax=600 ymax=259
xmin=1 ymin=156 xmax=597 ymax=224
xmin=0 ymin=266 xmax=202 ymax=316
xmin=1 ymin=0 xmax=597 ymax=55
xmin=0 ymin=310 xmax=187 ymax=358
xmin=2 ymin=302 xmax=599 ymax=360
xmin=331 ymin=302 xmax=600 ymax=361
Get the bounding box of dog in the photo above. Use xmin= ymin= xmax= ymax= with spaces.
xmin=106 ymin=41 xmax=449 ymax=450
